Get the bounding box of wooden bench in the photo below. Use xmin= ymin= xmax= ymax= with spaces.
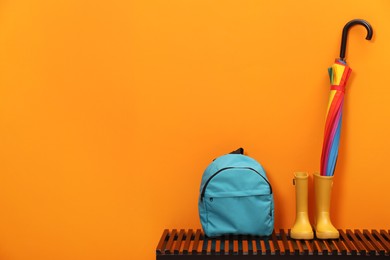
xmin=156 ymin=229 xmax=390 ymax=259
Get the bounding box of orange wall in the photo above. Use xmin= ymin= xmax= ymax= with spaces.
xmin=1 ymin=0 xmax=390 ymax=259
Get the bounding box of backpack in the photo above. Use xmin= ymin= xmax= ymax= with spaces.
xmin=198 ymin=148 xmax=274 ymax=237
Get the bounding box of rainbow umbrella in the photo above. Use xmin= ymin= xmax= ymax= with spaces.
xmin=320 ymin=19 xmax=373 ymax=176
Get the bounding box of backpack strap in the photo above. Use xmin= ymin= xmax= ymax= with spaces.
xmin=229 ymin=147 xmax=244 ymax=155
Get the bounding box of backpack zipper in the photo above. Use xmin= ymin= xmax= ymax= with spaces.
xmin=200 ymin=166 xmax=272 ymax=201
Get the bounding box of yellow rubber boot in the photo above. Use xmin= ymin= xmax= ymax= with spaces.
xmin=313 ymin=173 xmax=339 ymax=239
xmin=290 ymin=172 xmax=313 ymax=240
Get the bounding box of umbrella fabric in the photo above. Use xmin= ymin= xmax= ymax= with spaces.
xmin=320 ymin=59 xmax=352 ymax=176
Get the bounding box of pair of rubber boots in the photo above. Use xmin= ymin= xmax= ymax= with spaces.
xmin=290 ymin=172 xmax=339 ymax=240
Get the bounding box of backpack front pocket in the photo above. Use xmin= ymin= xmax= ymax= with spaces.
xmin=204 ymin=192 xmax=273 ymax=237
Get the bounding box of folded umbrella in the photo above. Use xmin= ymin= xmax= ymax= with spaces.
xmin=320 ymin=19 xmax=373 ymax=176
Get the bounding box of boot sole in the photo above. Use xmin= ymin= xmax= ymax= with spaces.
xmin=315 ymin=231 xmax=339 ymax=239
xmin=290 ymin=232 xmax=314 ymax=240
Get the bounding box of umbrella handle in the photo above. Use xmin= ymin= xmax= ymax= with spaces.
xmin=339 ymin=19 xmax=373 ymax=61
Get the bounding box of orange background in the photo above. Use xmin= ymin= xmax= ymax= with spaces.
xmin=1 ymin=0 xmax=390 ymax=259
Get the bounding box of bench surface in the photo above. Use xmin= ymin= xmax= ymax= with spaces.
xmin=156 ymin=229 xmax=390 ymax=259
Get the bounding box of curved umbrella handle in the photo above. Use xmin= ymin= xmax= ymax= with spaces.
xmin=339 ymin=19 xmax=373 ymax=61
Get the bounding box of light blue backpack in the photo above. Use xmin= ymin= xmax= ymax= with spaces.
xmin=198 ymin=148 xmax=274 ymax=237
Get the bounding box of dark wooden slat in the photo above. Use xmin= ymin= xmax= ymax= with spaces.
xmin=255 ymin=237 xmax=262 ymax=254
xmin=307 ymin=240 xmax=319 ymax=255
xmin=380 ymin=229 xmax=390 ymax=241
xmin=364 ymin=229 xmax=385 ymax=255
xmin=164 ymin=229 xmax=177 ymax=254
xmin=316 ymin=239 xmax=328 ymax=255
xmin=295 ymin=240 xmax=305 ymax=255
xmin=271 ymin=230 xmax=280 ymax=255
xmin=201 ymin=236 xmax=209 ymax=254
xmin=288 ymin=229 xmax=300 ymax=255
xmin=290 ymin=238 xmax=300 ymax=255
xmin=355 ymin=229 xmax=375 ymax=255
xmin=191 ymin=229 xmax=201 ymax=254
xmin=263 ymin=236 xmax=271 ymax=254
xmin=220 ymin=236 xmax=225 ymax=253
xmin=323 ymin=239 xmax=337 ymax=255
xmin=156 ymin=229 xmax=169 ymax=254
xmin=347 ymin=229 xmax=366 ymax=255
xmin=271 ymin=231 xmax=280 ymax=255
xmin=373 ymin=230 xmax=390 ymax=254
xmin=247 ymin=237 xmax=253 ymax=254
xmin=300 ymin=240 xmax=309 ymax=255
xmin=280 ymin=229 xmax=290 ymax=255
xmin=173 ymin=229 xmax=185 ymax=254
xmin=333 ymin=237 xmax=347 ymax=255
xmin=305 ymin=239 xmax=314 ymax=255
xmin=228 ymin=235 xmax=234 ymax=254
xmin=210 ymin=238 xmax=216 ymax=254
xmin=182 ymin=229 xmax=193 ymax=254
xmin=339 ymin=229 xmax=357 ymax=255
xmin=380 ymin=229 xmax=390 ymax=255
xmin=238 ymin=235 xmax=243 ymax=254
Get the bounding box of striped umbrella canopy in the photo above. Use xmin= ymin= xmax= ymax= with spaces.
xmin=320 ymin=60 xmax=351 ymax=176
xmin=320 ymin=19 xmax=373 ymax=176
